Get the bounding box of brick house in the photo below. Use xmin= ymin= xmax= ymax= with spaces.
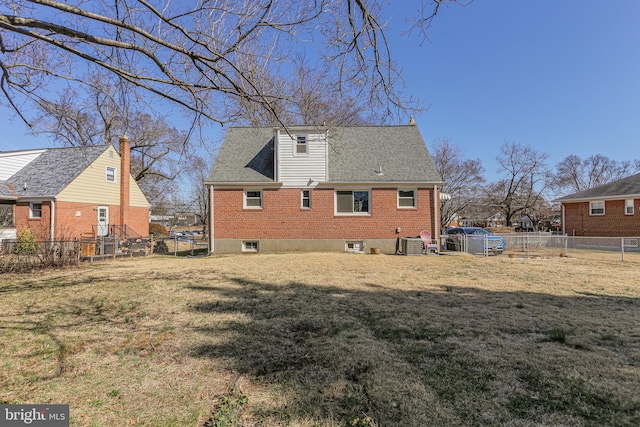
xmin=0 ymin=136 xmax=149 ymax=242
xmin=205 ymin=124 xmax=443 ymax=254
xmin=555 ymin=173 xmax=640 ymax=237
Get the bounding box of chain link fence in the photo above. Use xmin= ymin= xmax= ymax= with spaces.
xmin=440 ymin=232 xmax=640 ymax=261
xmin=152 ymin=234 xmax=208 ymax=256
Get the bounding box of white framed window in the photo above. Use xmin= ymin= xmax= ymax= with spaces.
xmin=336 ymin=190 xmax=371 ymax=215
xmin=106 ymin=166 xmax=117 ymax=183
xmin=244 ymin=190 xmax=263 ymax=209
xmin=398 ymin=189 xmax=417 ymax=208
xmin=242 ymin=241 xmax=259 ymax=252
xmin=295 ymin=135 xmax=308 ymax=155
xmin=30 ymin=202 xmax=42 ymax=219
xmin=345 ymin=241 xmax=364 ymax=252
xmin=589 ymin=201 xmax=605 ymax=216
xmin=625 ymin=199 xmax=634 ymax=215
xmin=301 ymin=189 xmax=311 ymax=209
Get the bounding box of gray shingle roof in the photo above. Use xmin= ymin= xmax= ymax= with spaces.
xmin=5 ymin=145 xmax=110 ymax=197
xmin=555 ymin=173 xmax=640 ymax=202
xmin=208 ymin=127 xmax=275 ymax=183
xmin=207 ymin=125 xmax=442 ymax=184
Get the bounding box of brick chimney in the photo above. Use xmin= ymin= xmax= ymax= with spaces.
xmin=119 ymin=135 xmax=131 ymax=228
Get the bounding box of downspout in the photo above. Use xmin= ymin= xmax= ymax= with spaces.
xmin=433 ymin=185 xmax=439 ymax=241
xmin=561 ymin=204 xmax=566 ymax=235
xmin=208 ymin=184 xmax=214 ymax=254
xmin=50 ymin=198 xmax=56 ymax=242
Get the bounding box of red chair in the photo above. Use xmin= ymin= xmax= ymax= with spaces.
xmin=420 ymin=230 xmax=439 ymax=255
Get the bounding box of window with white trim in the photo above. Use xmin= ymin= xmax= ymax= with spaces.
xmin=625 ymin=199 xmax=634 ymax=215
xmin=106 ymin=166 xmax=116 ymax=183
xmin=295 ymin=135 xmax=308 ymax=154
xmin=398 ymin=189 xmax=417 ymax=208
xmin=244 ymin=190 xmax=262 ymax=209
xmin=242 ymin=241 xmax=259 ymax=252
xmin=30 ymin=202 xmax=42 ymax=218
xmin=301 ymin=190 xmax=311 ymax=209
xmin=589 ymin=201 xmax=605 ymax=216
xmin=336 ymin=190 xmax=370 ymax=214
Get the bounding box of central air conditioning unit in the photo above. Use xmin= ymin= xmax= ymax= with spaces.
xmin=402 ymin=237 xmax=423 ymax=256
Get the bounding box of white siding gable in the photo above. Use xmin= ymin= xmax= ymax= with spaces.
xmin=0 ymin=149 xmax=46 ymax=180
xmin=275 ymin=129 xmax=327 ymax=188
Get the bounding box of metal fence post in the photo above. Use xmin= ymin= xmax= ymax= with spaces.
xmin=621 ymin=238 xmax=625 ymax=262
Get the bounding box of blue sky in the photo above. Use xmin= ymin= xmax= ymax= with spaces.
xmin=392 ymin=0 xmax=640 ymax=177
xmin=2 ymin=1 xmax=639 ymax=180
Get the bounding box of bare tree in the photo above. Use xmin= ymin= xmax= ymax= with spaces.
xmin=180 ymin=155 xmax=211 ymax=231
xmin=29 ymin=73 xmax=189 ymax=209
xmin=552 ymin=154 xmax=640 ymax=195
xmin=432 ymin=138 xmax=484 ymax=232
xmin=224 ymin=55 xmax=372 ymax=127
xmin=487 ymin=141 xmax=550 ymax=228
xmin=0 ymin=0 xmax=460 ymax=129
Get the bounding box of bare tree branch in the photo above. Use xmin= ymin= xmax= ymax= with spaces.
xmin=1 ymin=0 xmax=447 ymax=128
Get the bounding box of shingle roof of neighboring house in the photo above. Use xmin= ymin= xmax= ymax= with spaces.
xmin=2 ymin=145 xmax=109 ymax=197
xmin=555 ymin=173 xmax=640 ymax=202
xmin=207 ymin=125 xmax=443 ymax=183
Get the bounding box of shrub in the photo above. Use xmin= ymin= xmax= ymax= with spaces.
xmin=149 ymin=222 xmax=168 ymax=236
xmin=13 ymin=228 xmax=39 ymax=255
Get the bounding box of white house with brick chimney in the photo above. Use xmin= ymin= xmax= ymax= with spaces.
xmin=0 ymin=136 xmax=149 ymax=242
xmin=205 ymin=124 xmax=443 ymax=254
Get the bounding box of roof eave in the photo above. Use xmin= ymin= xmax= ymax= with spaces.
xmin=205 ymin=181 xmax=282 ymax=188
xmin=318 ymin=180 xmax=444 ymax=187
xmin=555 ymin=193 xmax=640 ymax=203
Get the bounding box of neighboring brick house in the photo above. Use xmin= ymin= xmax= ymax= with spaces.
xmin=0 ymin=136 xmax=149 ymax=242
xmin=205 ymin=124 xmax=443 ymax=254
xmin=555 ymin=173 xmax=640 ymax=237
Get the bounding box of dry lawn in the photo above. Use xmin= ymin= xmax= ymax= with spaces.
xmin=1 ymin=252 xmax=639 ymax=426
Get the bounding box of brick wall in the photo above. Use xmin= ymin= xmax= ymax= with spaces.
xmin=15 ymin=201 xmax=149 ymax=240
xmin=213 ymin=187 xmax=435 ymax=240
xmin=15 ymin=201 xmax=51 ymax=240
xmin=563 ymin=199 xmax=640 ymax=237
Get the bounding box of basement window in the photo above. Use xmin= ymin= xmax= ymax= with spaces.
xmin=345 ymin=241 xmax=364 ymax=252
xmin=589 ymin=201 xmax=605 ymax=216
xmin=242 ymin=241 xmax=259 ymax=253
xmin=106 ymin=166 xmax=117 ymax=183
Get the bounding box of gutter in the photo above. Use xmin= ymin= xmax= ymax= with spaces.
xmin=204 ymin=181 xmax=283 ymax=189
xmin=553 ymin=193 xmax=640 ymax=203
xmin=315 ymin=181 xmax=445 ymax=188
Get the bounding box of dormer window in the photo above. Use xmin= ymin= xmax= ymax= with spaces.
xmin=296 ymin=136 xmax=307 ymax=155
